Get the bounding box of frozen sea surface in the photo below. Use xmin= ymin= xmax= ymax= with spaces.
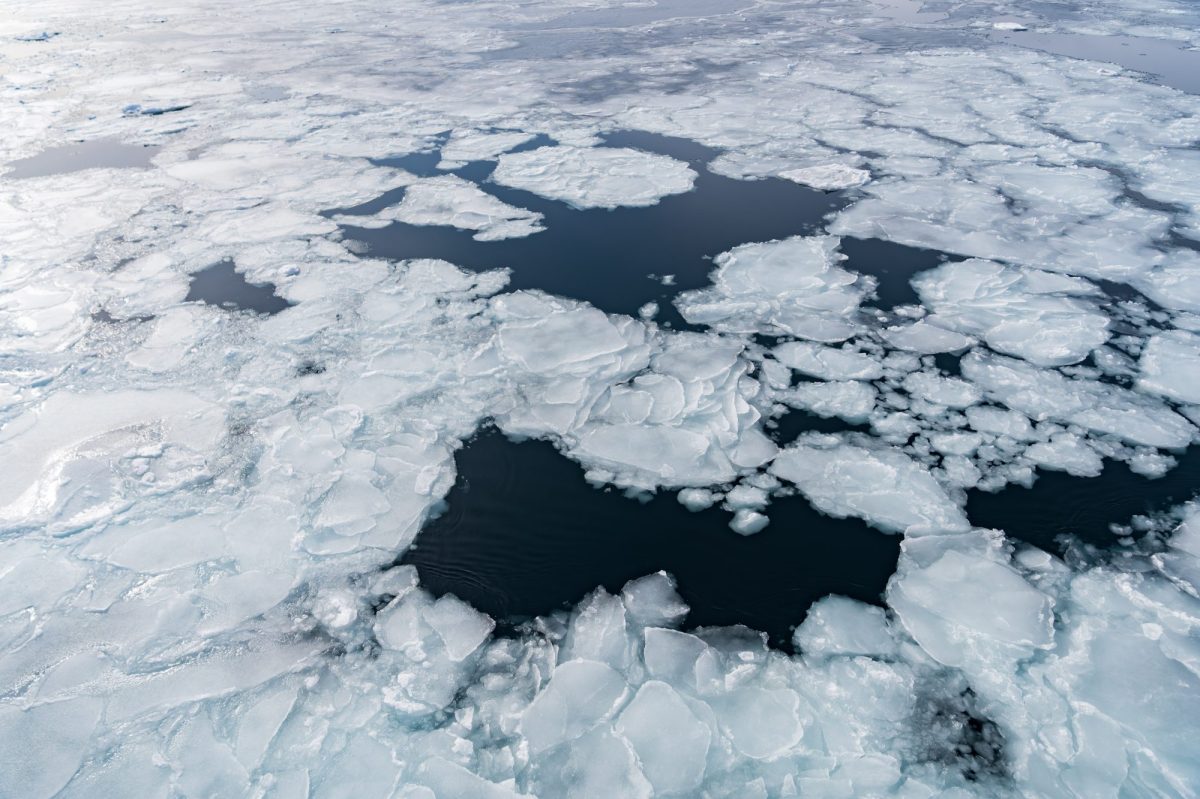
xmin=3 ymin=0 xmax=1200 ymax=796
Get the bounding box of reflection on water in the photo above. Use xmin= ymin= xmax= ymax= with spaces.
xmin=4 ymin=138 xmax=160 ymax=179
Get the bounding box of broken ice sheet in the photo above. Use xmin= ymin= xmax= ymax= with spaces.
xmin=2 ymin=0 xmax=1200 ymax=796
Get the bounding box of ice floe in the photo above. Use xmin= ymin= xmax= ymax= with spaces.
xmin=491 ymin=145 xmax=697 ymax=209
xmin=2 ymin=0 xmax=1200 ymax=795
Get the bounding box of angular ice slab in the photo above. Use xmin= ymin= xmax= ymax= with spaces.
xmin=771 ymin=434 xmax=971 ymax=535
xmin=675 ymin=235 xmax=870 ymax=338
xmin=491 ymin=145 xmax=697 ymax=209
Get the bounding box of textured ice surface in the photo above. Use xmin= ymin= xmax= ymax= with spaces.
xmin=341 ymin=174 xmax=545 ymax=240
xmin=913 ymin=259 xmax=1109 ymax=367
xmin=771 ymin=435 xmax=971 ymax=535
xmin=675 ymin=235 xmax=870 ymax=339
xmin=3 ymin=0 xmax=1200 ymax=795
xmin=491 ymin=146 xmax=697 ymax=209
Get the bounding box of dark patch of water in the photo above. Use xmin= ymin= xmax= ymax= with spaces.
xmin=5 ymin=139 xmax=160 ymax=179
xmin=932 ymin=352 xmax=963 ymax=377
xmin=841 ymin=236 xmax=963 ymax=310
xmin=339 ymin=130 xmax=845 ymax=328
xmin=184 ymin=259 xmax=293 ymax=315
xmin=122 ymin=103 xmax=192 ymax=117
xmin=91 ymin=309 xmax=153 ymax=324
xmin=968 ymin=446 xmax=1200 ymax=553
xmin=768 ymin=410 xmax=871 ymax=446
xmin=402 ymin=428 xmax=901 ymax=650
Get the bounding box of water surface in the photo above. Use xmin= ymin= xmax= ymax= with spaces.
xmin=185 ymin=260 xmax=293 ymax=314
xmin=5 ymin=139 xmax=160 ymax=179
xmin=340 ymin=130 xmax=846 ymax=327
xmin=403 ymin=429 xmax=902 ymax=649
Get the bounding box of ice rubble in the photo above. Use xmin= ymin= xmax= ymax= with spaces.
xmin=3 ymin=0 xmax=1200 ymax=795
xmin=491 ymin=145 xmax=697 ymax=209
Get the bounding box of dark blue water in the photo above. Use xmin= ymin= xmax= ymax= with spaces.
xmin=406 ymin=429 xmax=1200 ymax=651
xmin=401 ymin=429 xmax=901 ymax=650
xmin=337 ymin=130 xmax=846 ymax=328
xmin=968 ymin=447 xmax=1200 ymax=552
xmin=185 ymin=259 xmax=292 ymax=314
xmin=346 ymin=130 xmax=1200 ymax=650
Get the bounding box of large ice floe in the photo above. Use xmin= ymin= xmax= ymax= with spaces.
xmin=3 ymin=0 xmax=1200 ymax=796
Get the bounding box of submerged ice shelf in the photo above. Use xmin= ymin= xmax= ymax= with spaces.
xmin=3 ymin=0 xmax=1200 ymax=796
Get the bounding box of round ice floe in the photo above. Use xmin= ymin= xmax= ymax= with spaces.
xmin=963 ymin=351 xmax=1197 ymax=449
xmin=774 ymin=341 xmax=884 ymax=380
xmin=675 ymin=235 xmax=869 ymax=338
xmin=491 ymin=145 xmax=696 ymax=209
xmin=785 ymin=380 xmax=877 ymax=421
xmin=902 ymin=371 xmax=981 ymax=409
xmin=1024 ymin=434 xmax=1104 ymax=477
xmin=366 ymin=174 xmax=544 ymax=240
xmin=780 ymin=163 xmax=871 ymax=190
xmin=882 ymin=320 xmax=974 ymax=354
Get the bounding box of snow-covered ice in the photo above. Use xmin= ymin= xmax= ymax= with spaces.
xmin=491 ymin=146 xmax=696 ymax=209
xmin=2 ymin=0 xmax=1200 ymax=795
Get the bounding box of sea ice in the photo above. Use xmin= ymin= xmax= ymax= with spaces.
xmin=913 ymin=259 xmax=1109 ymax=367
xmin=491 ymin=146 xmax=696 ymax=209
xmin=3 ymin=0 xmax=1200 ymax=795
xmin=675 ymin=235 xmax=870 ymax=339
xmin=771 ymin=435 xmax=971 ymax=534
xmin=346 ymin=174 xmax=545 ymax=240
xmin=1137 ymin=329 xmax=1200 ymax=405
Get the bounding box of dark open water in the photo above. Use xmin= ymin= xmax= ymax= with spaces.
xmin=182 ymin=129 xmax=1198 ymax=646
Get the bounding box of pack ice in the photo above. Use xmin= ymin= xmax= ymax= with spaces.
xmin=2 ymin=0 xmax=1200 ymax=796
